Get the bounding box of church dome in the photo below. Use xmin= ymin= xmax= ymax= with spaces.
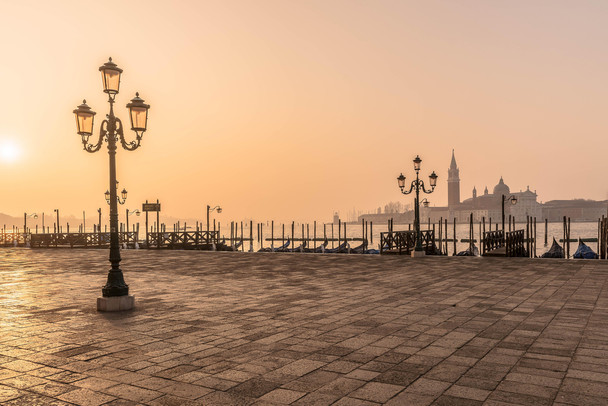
xmin=493 ymin=177 xmax=510 ymax=196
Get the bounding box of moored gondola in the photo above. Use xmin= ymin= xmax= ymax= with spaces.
xmin=457 ymin=244 xmax=479 ymax=256
xmin=324 ymin=241 xmax=349 ymax=253
xmin=259 ymin=238 xmax=291 ymax=252
xmin=541 ymin=238 xmax=564 ymax=258
xmin=303 ymin=239 xmax=329 ymax=253
xmin=573 ymin=239 xmax=598 ymax=259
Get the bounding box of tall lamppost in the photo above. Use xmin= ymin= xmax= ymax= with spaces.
xmin=24 ymin=213 xmax=38 ymax=233
xmin=397 ymin=155 xmax=438 ymax=257
xmin=207 ymin=205 xmax=222 ymax=234
xmin=126 ymin=209 xmax=140 ymax=242
xmin=73 ymin=57 xmax=150 ymax=311
xmin=502 ymin=194 xmax=518 ymax=233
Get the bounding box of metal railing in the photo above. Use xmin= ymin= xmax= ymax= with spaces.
xmin=30 ymin=232 xmax=138 ymax=248
xmin=506 ymin=230 xmax=526 ymax=257
xmin=482 ymin=230 xmax=504 ymax=255
xmin=145 ymin=230 xmax=220 ymax=249
xmin=379 ymin=230 xmax=436 ymax=255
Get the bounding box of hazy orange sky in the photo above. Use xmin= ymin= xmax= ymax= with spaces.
xmin=1 ymin=1 xmax=607 ymax=224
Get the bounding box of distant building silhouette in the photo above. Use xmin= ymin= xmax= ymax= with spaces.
xmin=447 ymin=151 xmax=541 ymax=222
xmin=447 ymin=149 xmax=460 ymax=208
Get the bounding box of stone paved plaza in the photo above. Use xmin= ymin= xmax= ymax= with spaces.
xmin=1 ymin=249 xmax=607 ymax=405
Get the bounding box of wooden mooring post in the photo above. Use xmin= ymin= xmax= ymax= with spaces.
xmin=444 ymin=219 xmax=448 ymax=255
xmin=469 ymin=213 xmax=473 ymax=252
xmin=453 ymin=218 xmax=457 ymax=256
xmin=250 ymin=220 xmax=253 ymax=252
xmin=567 ymin=217 xmax=570 ymax=258
xmin=533 ymin=217 xmax=537 ymax=257
xmin=524 ymin=216 xmax=532 ymax=258
xmin=482 ymin=217 xmax=486 ymax=254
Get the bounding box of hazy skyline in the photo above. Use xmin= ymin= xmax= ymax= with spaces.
xmin=1 ymin=1 xmax=607 ymax=222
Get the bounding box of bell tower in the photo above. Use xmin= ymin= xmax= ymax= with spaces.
xmin=448 ymin=149 xmax=460 ymax=208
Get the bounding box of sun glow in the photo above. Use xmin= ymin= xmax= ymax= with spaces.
xmin=0 ymin=140 xmax=22 ymax=163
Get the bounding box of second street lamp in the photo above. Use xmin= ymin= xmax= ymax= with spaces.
xmin=502 ymin=194 xmax=518 ymax=233
xmin=207 ymin=205 xmax=222 ymax=235
xmin=74 ymin=57 xmax=150 ymax=312
xmin=24 ymin=212 xmax=38 ymax=234
xmin=126 ymin=209 xmax=140 ymax=245
xmin=397 ymin=155 xmax=438 ymax=257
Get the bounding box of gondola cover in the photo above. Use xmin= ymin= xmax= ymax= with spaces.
xmin=541 ymin=238 xmax=565 ymax=258
xmin=573 ymin=239 xmax=598 ymax=259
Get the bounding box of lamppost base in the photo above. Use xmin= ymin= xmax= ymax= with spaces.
xmin=411 ymin=250 xmax=426 ymax=258
xmin=97 ymin=295 xmax=135 ymax=312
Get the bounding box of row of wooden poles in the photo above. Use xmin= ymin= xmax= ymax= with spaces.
xmin=225 ymin=219 xmax=371 ymax=251
xmin=2 ymin=214 xmax=605 ymax=257
xmin=162 ymin=214 xmax=571 ymax=257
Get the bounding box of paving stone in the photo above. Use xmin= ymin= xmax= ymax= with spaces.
xmin=384 ymin=391 xmax=437 ymax=406
xmin=349 ymin=381 xmax=404 ymax=403
xmin=332 ymin=397 xmax=381 ymax=405
xmin=432 ymin=394 xmax=483 ymax=405
xmin=291 ymin=391 xmax=341 ymax=405
xmin=0 ymin=384 xmax=22 ymax=402
xmin=57 ymin=387 xmax=116 ymax=406
xmin=258 ymin=388 xmax=306 ymax=403
xmin=445 ymin=384 xmax=490 ymax=401
xmin=161 ymin=381 xmax=213 ymax=399
xmin=1 ymin=392 xmax=74 ymax=405
xmin=103 ymin=383 xmax=162 ymax=402
xmin=404 ymin=377 xmax=451 ymax=395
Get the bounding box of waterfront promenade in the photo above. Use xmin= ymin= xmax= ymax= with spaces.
xmin=0 ymin=250 xmax=607 ymax=405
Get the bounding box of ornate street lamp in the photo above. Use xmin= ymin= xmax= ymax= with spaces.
xmin=74 ymin=57 xmax=150 ymax=311
xmin=206 ymin=205 xmax=222 ymax=235
xmin=105 ymin=188 xmax=128 ymax=205
xmin=397 ymin=155 xmax=438 ymax=256
xmin=24 ymin=212 xmax=38 ymax=233
xmin=125 ymin=209 xmax=140 ymax=244
xmin=502 ymin=194 xmax=518 ymax=233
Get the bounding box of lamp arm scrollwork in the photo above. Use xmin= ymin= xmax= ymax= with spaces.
xmin=117 ymin=118 xmax=142 ymax=151
xmin=400 ymin=180 xmax=417 ymax=195
xmin=82 ymin=120 xmax=108 ymax=153
xmin=421 ymin=180 xmax=435 ymax=194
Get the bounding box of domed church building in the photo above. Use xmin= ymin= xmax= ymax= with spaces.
xmin=447 ymin=151 xmax=541 ymax=222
